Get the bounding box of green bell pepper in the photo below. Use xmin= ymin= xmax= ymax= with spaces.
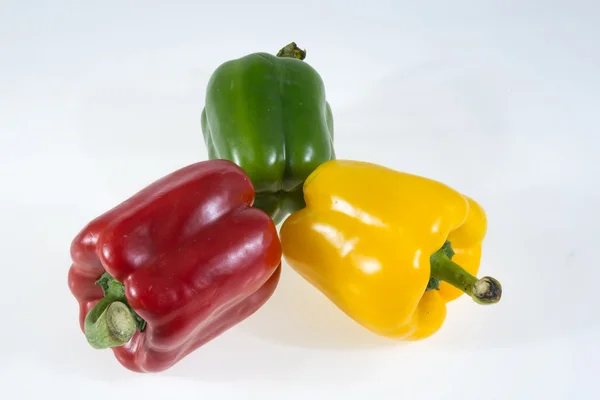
xmin=201 ymin=42 xmax=335 ymax=224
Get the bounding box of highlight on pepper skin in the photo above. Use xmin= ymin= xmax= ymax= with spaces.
xmin=279 ymin=159 xmax=502 ymax=340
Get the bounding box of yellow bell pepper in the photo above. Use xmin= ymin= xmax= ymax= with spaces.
xmin=280 ymin=160 xmax=502 ymax=340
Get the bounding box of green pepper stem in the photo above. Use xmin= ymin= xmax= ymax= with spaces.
xmin=276 ymin=42 xmax=306 ymax=60
xmin=84 ymin=278 xmax=136 ymax=349
xmin=430 ymin=244 xmax=502 ymax=305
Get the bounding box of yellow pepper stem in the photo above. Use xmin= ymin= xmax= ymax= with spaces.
xmin=430 ymin=243 xmax=502 ymax=305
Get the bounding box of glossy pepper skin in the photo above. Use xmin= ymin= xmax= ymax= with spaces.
xmin=201 ymin=43 xmax=335 ymax=224
xmin=280 ymin=160 xmax=501 ymax=340
xmin=68 ymin=160 xmax=282 ymax=372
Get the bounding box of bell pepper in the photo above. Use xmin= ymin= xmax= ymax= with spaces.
xmin=201 ymin=42 xmax=335 ymax=224
xmin=280 ymin=160 xmax=502 ymax=340
xmin=67 ymin=160 xmax=282 ymax=372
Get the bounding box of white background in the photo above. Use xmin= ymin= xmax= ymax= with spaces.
xmin=1 ymin=0 xmax=598 ymax=398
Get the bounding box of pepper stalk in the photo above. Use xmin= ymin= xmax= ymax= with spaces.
xmin=276 ymin=42 xmax=307 ymax=60
xmin=84 ymin=273 xmax=146 ymax=349
xmin=428 ymin=241 xmax=502 ymax=305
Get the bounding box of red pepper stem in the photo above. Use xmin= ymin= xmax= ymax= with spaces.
xmin=430 ymin=243 xmax=502 ymax=305
xmin=84 ymin=280 xmax=136 ymax=349
xmin=276 ymin=42 xmax=307 ymax=60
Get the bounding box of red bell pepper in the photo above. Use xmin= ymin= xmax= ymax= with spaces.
xmin=67 ymin=160 xmax=282 ymax=373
